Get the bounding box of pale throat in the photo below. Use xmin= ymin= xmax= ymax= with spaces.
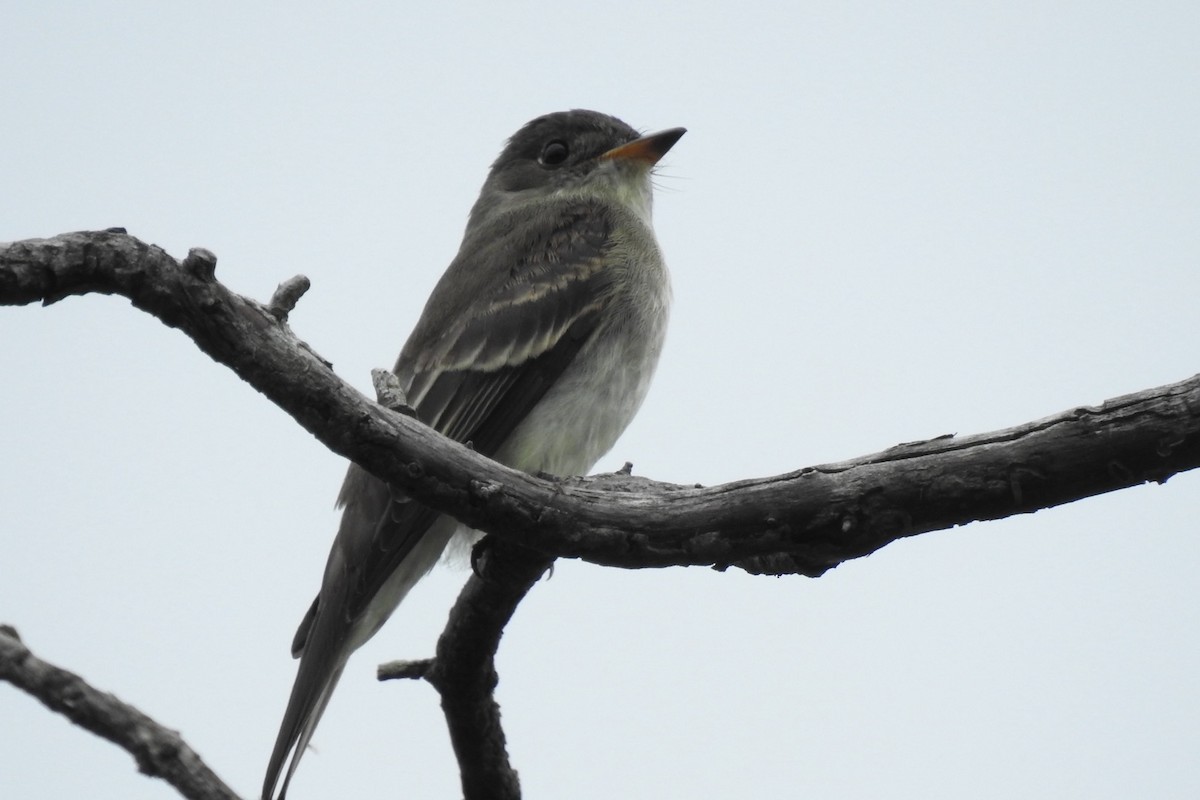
xmin=573 ymin=166 xmax=655 ymax=227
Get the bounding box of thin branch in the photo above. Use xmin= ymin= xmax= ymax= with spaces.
xmin=266 ymin=274 xmax=311 ymax=322
xmin=2 ymin=231 xmax=1199 ymax=580
xmin=378 ymin=659 xmax=433 ymax=681
xmin=376 ymin=540 xmax=551 ymax=800
xmin=437 ymin=540 xmax=550 ymax=800
xmin=0 ymin=626 xmax=241 ymax=800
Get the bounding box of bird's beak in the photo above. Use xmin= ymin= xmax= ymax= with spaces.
xmin=600 ymin=127 xmax=687 ymax=166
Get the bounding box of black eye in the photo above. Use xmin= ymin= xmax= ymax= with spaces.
xmin=538 ymin=140 xmax=569 ymax=167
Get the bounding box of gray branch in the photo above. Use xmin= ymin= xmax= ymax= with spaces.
xmin=3 ymin=230 xmax=1200 ymax=800
xmin=3 ymin=230 xmax=1197 ymax=577
xmin=0 ymin=626 xmax=241 ymax=800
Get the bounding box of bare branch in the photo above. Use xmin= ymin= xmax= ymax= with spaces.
xmin=266 ymin=274 xmax=310 ymax=321
xmin=0 ymin=626 xmax=241 ymax=800
xmin=378 ymin=539 xmax=552 ymax=800
xmin=2 ymin=231 xmax=1199 ymax=581
xmin=181 ymin=247 xmax=218 ymax=280
xmin=371 ymin=367 xmax=418 ymax=418
xmin=378 ymin=659 xmax=433 ymax=681
xmin=5 ymin=230 xmax=1200 ymax=799
xmin=428 ymin=542 xmax=550 ymax=800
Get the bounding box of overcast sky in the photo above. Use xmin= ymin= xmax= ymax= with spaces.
xmin=3 ymin=2 xmax=1200 ymax=799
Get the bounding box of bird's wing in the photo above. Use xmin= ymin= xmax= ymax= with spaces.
xmin=263 ymin=200 xmax=618 ymax=800
xmin=346 ymin=198 xmax=617 ymax=622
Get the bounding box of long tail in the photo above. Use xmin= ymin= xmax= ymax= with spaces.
xmin=263 ymin=468 xmax=457 ymax=799
xmin=262 ymin=614 xmax=351 ymax=800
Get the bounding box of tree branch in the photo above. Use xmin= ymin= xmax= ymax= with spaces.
xmin=3 ymin=231 xmax=1197 ymax=580
xmin=0 ymin=625 xmax=241 ymax=800
xmin=379 ymin=539 xmax=551 ymax=800
xmin=4 ymin=230 xmax=1200 ymax=799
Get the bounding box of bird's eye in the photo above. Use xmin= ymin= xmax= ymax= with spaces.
xmin=538 ymin=140 xmax=569 ymax=167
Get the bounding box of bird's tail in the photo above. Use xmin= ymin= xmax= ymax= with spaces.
xmin=262 ymin=475 xmax=458 ymax=799
xmin=262 ymin=623 xmax=350 ymax=800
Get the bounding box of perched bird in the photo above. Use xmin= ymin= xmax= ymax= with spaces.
xmin=262 ymin=109 xmax=684 ymax=799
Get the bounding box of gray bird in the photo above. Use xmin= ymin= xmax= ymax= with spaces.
xmin=262 ymin=109 xmax=684 ymax=800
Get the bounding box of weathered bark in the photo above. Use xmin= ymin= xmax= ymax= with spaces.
xmin=0 ymin=625 xmax=240 ymax=800
xmin=3 ymin=230 xmax=1198 ymax=800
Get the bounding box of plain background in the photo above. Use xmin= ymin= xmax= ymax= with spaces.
xmin=3 ymin=2 xmax=1199 ymax=798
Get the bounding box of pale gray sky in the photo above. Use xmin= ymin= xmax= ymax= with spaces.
xmin=3 ymin=2 xmax=1199 ymax=798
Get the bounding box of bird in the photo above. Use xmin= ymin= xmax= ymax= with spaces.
xmin=262 ymin=109 xmax=684 ymax=800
